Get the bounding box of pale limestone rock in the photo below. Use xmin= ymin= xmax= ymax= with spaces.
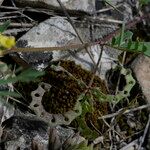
xmin=16 ymin=17 xmax=117 ymax=79
xmin=131 ymin=55 xmax=150 ymax=104
xmin=0 ymin=0 xmax=4 ymax=5
xmin=15 ymin=0 xmax=95 ymax=13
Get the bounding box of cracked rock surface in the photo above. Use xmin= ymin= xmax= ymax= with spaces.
xmin=15 ymin=0 xmax=95 ymax=13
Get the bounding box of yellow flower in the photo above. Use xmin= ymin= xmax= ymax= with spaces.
xmin=0 ymin=34 xmax=15 ymax=49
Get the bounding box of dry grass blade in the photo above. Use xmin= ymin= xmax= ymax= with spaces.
xmin=0 ymin=22 xmax=35 ymax=28
xmin=87 ymin=45 xmax=104 ymax=89
xmin=120 ymin=139 xmax=139 ymax=150
xmin=0 ymin=106 xmax=4 ymax=140
xmin=4 ymin=28 xmax=30 ymax=35
xmin=56 ymin=0 xmax=96 ymax=67
xmin=138 ymin=114 xmax=150 ymax=150
xmin=98 ymin=104 xmax=150 ymax=119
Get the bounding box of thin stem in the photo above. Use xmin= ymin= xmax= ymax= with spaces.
xmin=115 ymin=19 xmax=126 ymax=95
xmin=56 ymin=0 xmax=96 ymax=66
xmin=87 ymin=45 xmax=104 ymax=89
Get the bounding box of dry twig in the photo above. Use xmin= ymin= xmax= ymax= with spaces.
xmin=98 ymin=104 xmax=150 ymax=119
xmin=138 ymin=114 xmax=150 ymax=150
xmin=56 ymin=0 xmax=96 ymax=67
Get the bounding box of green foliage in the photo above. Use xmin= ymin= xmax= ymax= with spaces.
xmin=68 ymin=140 xmax=93 ymax=150
xmin=76 ymin=93 xmax=99 ymax=139
xmin=0 ymin=64 xmax=45 ymax=98
xmin=0 ymin=91 xmax=21 ymax=97
xmin=75 ymin=67 xmax=135 ymax=138
xmin=139 ymin=0 xmax=150 ymax=6
xmin=17 ymin=68 xmax=45 ymax=82
xmin=74 ymin=8 xmax=149 ymax=141
xmin=111 ymin=30 xmax=150 ymax=57
xmin=0 ymin=68 xmax=45 ymax=85
xmin=0 ymin=21 xmax=44 ymax=98
xmin=111 ymin=31 xmax=133 ymax=46
xmin=0 ymin=20 xmax=10 ymax=33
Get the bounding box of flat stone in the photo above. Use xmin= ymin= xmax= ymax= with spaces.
xmin=13 ymin=1 xmax=134 ymax=78
xmin=2 ymin=114 xmax=78 ymax=149
xmin=0 ymin=0 xmax=4 ymax=5
xmin=15 ymin=17 xmax=76 ymax=69
xmin=15 ymin=0 xmax=95 ymax=13
xmin=14 ymin=16 xmax=119 ymax=79
xmin=2 ymin=115 xmax=48 ymax=149
xmin=131 ymin=55 xmax=150 ymax=104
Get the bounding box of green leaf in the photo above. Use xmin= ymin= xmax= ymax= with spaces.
xmin=17 ymin=68 xmax=45 ymax=82
xmin=111 ymin=31 xmax=133 ymax=46
xmin=0 ymin=69 xmax=44 ymax=85
xmin=127 ymin=39 xmax=132 ymax=49
xmin=111 ymin=30 xmax=150 ymax=57
xmin=76 ymin=94 xmax=98 ymax=139
xmin=77 ymin=117 xmax=98 ymax=139
xmin=143 ymin=43 xmax=150 ymax=57
xmin=139 ymin=0 xmax=150 ymax=6
xmin=0 ymin=20 xmax=11 ymax=33
xmin=111 ymin=37 xmax=116 ymax=45
xmin=92 ymin=87 xmax=108 ymax=102
xmin=0 ymin=91 xmax=21 ymax=97
xmin=123 ymin=31 xmax=133 ymax=41
xmin=112 ymin=41 xmax=150 ymax=57
xmin=0 ymin=77 xmax=18 ymax=85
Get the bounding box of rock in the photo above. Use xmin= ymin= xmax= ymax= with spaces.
xmin=2 ymin=114 xmax=77 ymax=149
xmin=95 ymin=0 xmax=133 ymax=20
xmin=15 ymin=17 xmax=76 ymax=69
xmin=15 ymin=0 xmax=95 ymax=14
xmin=5 ymin=136 xmax=27 ymax=150
xmin=0 ymin=62 xmax=15 ymax=123
xmin=14 ymin=16 xmax=119 ymax=79
xmin=131 ymin=55 xmax=150 ymax=104
xmin=13 ymin=0 xmax=134 ymax=79
xmin=0 ymin=99 xmax=14 ymax=123
xmin=0 ymin=0 xmax=4 ymax=5
xmin=141 ymin=3 xmax=150 ymax=37
xmin=2 ymin=115 xmax=49 ymax=149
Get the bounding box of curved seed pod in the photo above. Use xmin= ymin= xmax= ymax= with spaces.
xmin=30 ymin=82 xmax=82 ymax=126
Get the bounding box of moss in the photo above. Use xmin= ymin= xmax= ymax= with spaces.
xmin=15 ymin=60 xmax=148 ymax=139
xmin=42 ymin=68 xmax=82 ymax=114
xmin=15 ymin=60 xmax=109 ymax=131
xmin=42 ymin=60 xmax=108 ymax=115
